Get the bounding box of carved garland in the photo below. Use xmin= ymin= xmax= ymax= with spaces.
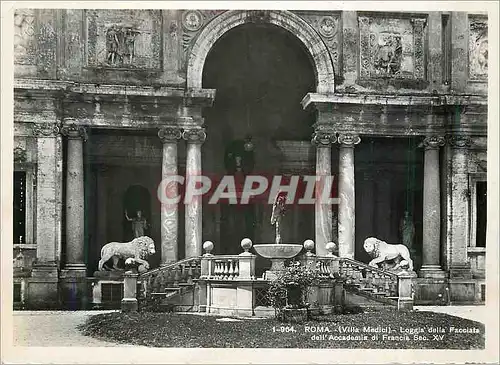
xmin=311 ymin=130 xmax=337 ymax=146
xmin=32 ymin=123 xmax=60 ymax=137
xmin=182 ymin=128 xmax=207 ymax=144
xmin=338 ymin=133 xmax=361 ymax=146
xmin=447 ymin=135 xmax=472 ymax=149
xmin=60 ymin=124 xmax=88 ymax=141
xmin=421 ymin=135 xmax=445 ymax=149
xmin=158 ymin=127 xmax=182 ymax=143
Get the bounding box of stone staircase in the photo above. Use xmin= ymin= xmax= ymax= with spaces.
xmin=338 ymin=257 xmax=401 ymax=308
xmin=135 ymin=252 xmax=413 ymax=313
xmin=138 ymin=257 xmax=201 ymax=312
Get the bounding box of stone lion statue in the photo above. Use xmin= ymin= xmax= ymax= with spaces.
xmin=363 ymin=237 xmax=413 ymax=272
xmin=98 ymin=236 xmax=156 ymax=271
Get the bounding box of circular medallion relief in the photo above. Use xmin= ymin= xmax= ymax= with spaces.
xmin=182 ymin=10 xmax=203 ymax=32
xmin=318 ymin=16 xmax=337 ymax=38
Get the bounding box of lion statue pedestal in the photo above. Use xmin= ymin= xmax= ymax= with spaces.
xmin=363 ymin=237 xmax=415 ymax=274
xmin=97 ymin=236 xmax=155 ymax=272
xmin=91 ymin=236 xmax=155 ymax=309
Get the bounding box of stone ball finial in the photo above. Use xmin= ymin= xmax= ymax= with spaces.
xmin=326 ymin=241 xmax=337 ymax=256
xmin=303 ymin=239 xmax=315 ymax=254
xmin=241 ymin=238 xmax=253 ymax=252
xmin=203 ymin=241 xmax=214 ymax=255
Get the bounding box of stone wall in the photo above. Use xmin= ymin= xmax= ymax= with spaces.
xmin=14 ymin=9 xmax=488 ymax=97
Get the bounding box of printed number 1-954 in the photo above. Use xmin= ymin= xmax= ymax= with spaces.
xmin=272 ymin=326 xmax=296 ymax=333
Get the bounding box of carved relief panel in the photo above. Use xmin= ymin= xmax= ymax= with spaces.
xmin=14 ymin=9 xmax=37 ymax=65
xmin=468 ymin=16 xmax=488 ymax=81
xmin=295 ymin=12 xmax=341 ymax=78
xmin=358 ymin=14 xmax=426 ymax=80
xmin=85 ymin=9 xmax=163 ymax=70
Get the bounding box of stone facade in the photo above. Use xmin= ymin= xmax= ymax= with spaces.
xmin=12 ymin=9 xmax=487 ymax=308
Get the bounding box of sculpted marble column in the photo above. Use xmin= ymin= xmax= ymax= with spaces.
xmin=158 ymin=127 xmax=182 ymax=264
xmin=448 ymin=135 xmax=473 ymax=278
xmin=420 ymin=136 xmax=445 ymax=278
xmin=61 ymin=123 xmax=87 ymax=273
xmin=183 ymin=128 xmax=206 ymax=258
xmin=30 ymin=122 xmax=63 ymax=308
xmin=312 ymin=130 xmax=336 ymax=256
xmin=337 ymin=133 xmax=360 ymax=259
xmin=32 ymin=123 xmax=62 ymax=266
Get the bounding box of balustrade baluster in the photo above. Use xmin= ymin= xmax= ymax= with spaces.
xmin=174 ymin=267 xmax=181 ymax=286
xmin=214 ymin=261 xmax=220 ymax=277
xmin=223 ymin=260 xmax=229 ymax=279
xmin=233 ymin=260 xmax=239 ymax=277
xmin=187 ymin=264 xmax=194 ymax=284
xmin=228 ymin=260 xmax=234 ymax=279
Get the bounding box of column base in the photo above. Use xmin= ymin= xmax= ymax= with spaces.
xmin=60 ymin=265 xmax=89 ymax=310
xmin=27 ymin=264 xmax=60 ymax=309
xmin=419 ymin=265 xmax=446 ymax=278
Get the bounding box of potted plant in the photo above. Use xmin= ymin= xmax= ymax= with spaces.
xmin=266 ymin=261 xmax=321 ymax=322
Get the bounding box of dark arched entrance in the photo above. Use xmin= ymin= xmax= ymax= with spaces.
xmin=201 ymin=23 xmax=316 ymax=257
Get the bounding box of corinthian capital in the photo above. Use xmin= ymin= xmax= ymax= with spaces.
xmin=32 ymin=123 xmax=60 ymax=137
xmin=422 ymin=135 xmax=445 ymax=150
xmin=182 ymin=128 xmax=206 ymax=144
xmin=61 ymin=124 xmax=88 ymax=141
xmin=337 ymin=133 xmax=361 ymax=147
xmin=311 ymin=130 xmax=336 ymax=147
xmin=447 ymin=135 xmax=472 ymax=149
xmin=158 ymin=127 xmax=182 ymax=143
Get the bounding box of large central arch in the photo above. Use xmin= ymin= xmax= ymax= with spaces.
xmin=186 ymin=10 xmax=335 ymax=94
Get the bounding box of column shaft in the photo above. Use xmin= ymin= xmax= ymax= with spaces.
xmin=62 ymin=125 xmax=87 ymax=270
xmin=183 ymin=129 xmax=206 ymax=258
xmin=312 ymin=130 xmax=336 ymax=256
xmin=315 ymin=146 xmax=332 ymax=256
xmin=338 ymin=134 xmax=360 ymax=259
xmin=33 ymin=123 xmax=62 ymax=264
xmin=449 ymin=135 xmax=472 ymax=278
xmin=159 ymin=127 xmax=181 ymax=264
xmin=420 ymin=136 xmax=445 ymax=277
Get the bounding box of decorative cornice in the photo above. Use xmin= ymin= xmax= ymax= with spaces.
xmin=32 ymin=123 xmax=60 ymax=137
xmin=182 ymin=128 xmax=206 ymax=144
xmin=337 ymin=133 xmax=361 ymax=147
xmin=311 ymin=130 xmax=336 ymax=147
xmin=447 ymin=135 xmax=472 ymax=149
xmin=158 ymin=127 xmax=182 ymax=143
xmin=421 ymin=135 xmax=446 ymax=150
xmin=60 ymin=124 xmax=88 ymax=141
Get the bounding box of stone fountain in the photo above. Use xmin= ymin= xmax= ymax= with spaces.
xmin=252 ymin=191 xmax=303 ymax=280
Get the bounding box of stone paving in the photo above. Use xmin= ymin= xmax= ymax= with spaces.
xmin=12 ymin=306 xmax=487 ymax=347
xmin=13 ymin=310 xmax=142 ymax=347
xmin=414 ymin=305 xmax=487 ymax=324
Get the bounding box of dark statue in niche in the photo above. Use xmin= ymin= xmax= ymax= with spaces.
xmin=125 ymin=210 xmax=149 ymax=238
xmin=399 ymin=210 xmax=415 ymax=251
xmin=106 ymin=25 xmax=139 ymax=66
xmin=373 ymin=32 xmax=403 ymax=76
xmin=224 ymin=138 xmax=255 ymax=176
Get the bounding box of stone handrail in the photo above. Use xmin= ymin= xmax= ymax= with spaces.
xmin=338 ymin=257 xmax=399 ymax=298
xmin=138 ymin=257 xmax=202 ymax=296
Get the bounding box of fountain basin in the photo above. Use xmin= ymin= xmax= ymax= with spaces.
xmin=253 ymin=243 xmax=304 ymax=280
xmin=253 ymin=243 xmax=303 ymax=259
